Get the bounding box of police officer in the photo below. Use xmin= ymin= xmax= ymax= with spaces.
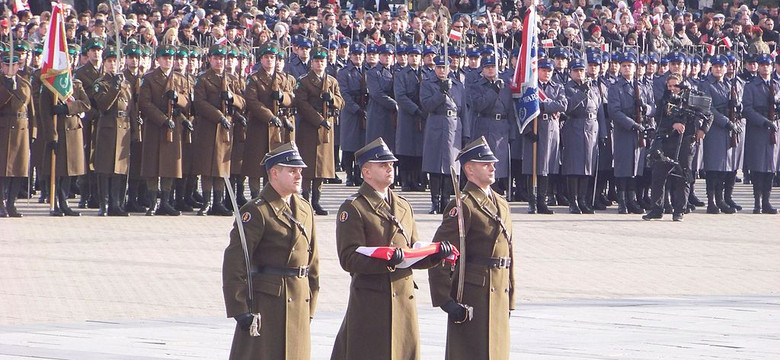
xmin=700 ymin=54 xmax=742 ymax=214
xmin=589 ymin=51 xmax=614 ymax=210
xmin=139 ymin=44 xmax=193 ymax=216
xmin=562 ymin=58 xmax=603 ymax=214
xmin=337 ymin=42 xmax=368 ymax=187
xmin=293 ymin=46 xmax=344 ymax=215
xmin=742 ymin=53 xmax=779 ymax=214
xmin=394 ymin=43 xmax=426 ymax=192
xmin=524 ymin=57 xmax=566 ymax=215
xmin=0 ymin=51 xmax=36 ymax=217
xmin=428 ymin=137 xmax=514 ymax=360
xmin=193 ymin=44 xmax=246 ymax=216
xmin=365 ymin=44 xmax=398 ymax=149
xmin=285 ymin=37 xmax=311 ymax=79
xmin=608 ymin=51 xmax=653 ymax=215
xmin=421 ymin=55 xmax=467 ymax=214
xmin=643 ymin=73 xmax=712 ymax=221
xmin=243 ymin=44 xmax=296 ymax=199
xmin=330 ymin=138 xmax=446 ymax=360
xmin=74 ymin=37 xmax=104 ymax=209
xmin=223 ymin=142 xmax=319 ymax=360
xmin=468 ymin=55 xmax=515 ymax=195
xmin=92 ymin=46 xmax=133 ymax=216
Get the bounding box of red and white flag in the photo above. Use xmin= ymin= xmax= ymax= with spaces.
xmin=215 ymin=37 xmax=228 ymax=45
xmin=449 ymin=29 xmax=462 ymax=41
xmin=40 ymin=2 xmax=73 ymax=100
xmin=356 ymin=242 xmax=460 ymax=268
xmin=722 ymin=37 xmax=733 ymax=48
xmin=13 ymin=0 xmax=30 ymax=13
xmin=541 ymin=38 xmax=554 ymax=48
xmin=601 ymin=43 xmax=609 ymax=52
xmin=705 ymin=43 xmax=716 ymax=56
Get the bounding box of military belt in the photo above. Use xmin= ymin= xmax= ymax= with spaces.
xmin=541 ymin=114 xmax=550 ymax=120
xmin=480 ymin=113 xmax=505 ymax=120
xmin=438 ymin=110 xmax=457 ymax=117
xmin=252 ymin=265 xmax=309 ymax=277
xmin=0 ymin=112 xmax=27 ymax=118
xmin=467 ymin=256 xmax=512 ymax=269
xmin=116 ymin=110 xmax=127 ymax=118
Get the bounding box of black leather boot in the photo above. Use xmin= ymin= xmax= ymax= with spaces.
xmin=198 ymin=191 xmax=212 ymax=216
xmin=311 ymin=189 xmax=328 ymax=216
xmin=752 ymin=175 xmax=762 ymax=214
xmin=714 ymin=175 xmax=735 ymax=214
xmin=126 ymin=183 xmax=147 ymax=213
xmin=626 ymin=191 xmax=644 ymax=214
xmin=145 ymin=190 xmax=158 ymax=216
xmin=58 ymin=178 xmax=80 ymax=216
xmin=706 ymin=175 xmax=720 ymax=214
xmin=762 ymin=174 xmax=777 ymax=214
xmin=578 ymin=179 xmax=594 ymax=214
xmin=156 ymin=190 xmax=181 ymax=216
xmin=429 ymin=195 xmax=440 ymax=214
xmin=210 ymin=190 xmax=233 ymax=216
xmin=97 ymin=176 xmax=110 ymax=216
xmin=536 ymin=176 xmax=554 ymax=214
xmin=616 ymin=190 xmax=628 ymax=214
xmin=108 ymin=177 xmax=129 ymax=216
xmin=567 ymin=177 xmax=581 ymax=214
xmin=724 ymin=172 xmax=741 ymax=211
xmin=5 ymin=179 xmax=23 ymax=217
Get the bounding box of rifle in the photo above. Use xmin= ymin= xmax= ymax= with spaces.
xmin=165 ymin=69 xmax=175 ymax=143
xmin=319 ymin=71 xmax=331 ymax=144
xmin=728 ymin=76 xmax=739 ymax=148
xmin=390 ymin=62 xmax=397 ymax=128
xmin=770 ymin=80 xmax=777 ymax=146
xmin=634 ymin=77 xmax=645 ymax=148
xmin=133 ymin=72 xmax=143 ymax=143
xmin=221 ymin=65 xmax=232 ymax=143
xmin=269 ymin=71 xmax=283 ymax=150
xmin=359 ymin=66 xmax=368 ymax=130
xmin=449 ymin=165 xmax=473 ymax=323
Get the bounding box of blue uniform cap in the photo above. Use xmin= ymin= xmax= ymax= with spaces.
xmin=660 ymin=57 xmax=670 ymax=65
xmin=539 ymin=57 xmax=554 ymax=69
xmin=297 ymin=38 xmax=313 ymax=48
xmin=638 ymin=55 xmax=649 ymax=65
xmin=396 ymin=44 xmax=408 ymax=54
xmin=570 ymin=59 xmax=586 ymax=70
xmin=586 ymin=53 xmax=601 ymax=64
xmin=610 ymin=52 xmax=621 ymax=62
xmin=339 ymin=38 xmax=351 ymax=47
xmin=726 ymin=52 xmax=737 ymax=63
xmin=649 ymin=53 xmax=660 ymax=63
xmin=407 ymin=44 xmax=422 ymax=55
xmin=378 ymin=44 xmax=395 ymax=54
xmin=434 ymin=55 xmax=449 ymax=66
xmin=327 ymin=40 xmax=339 ymax=50
xmin=619 ymin=51 xmax=636 ymax=64
xmin=349 ymin=42 xmax=366 ymax=54
xmin=449 ymin=47 xmax=463 ymax=57
xmin=666 ymin=51 xmax=684 ymax=63
xmin=456 ymin=136 xmax=499 ymax=163
xmin=260 ymin=142 xmax=307 ymax=170
xmin=756 ymin=53 xmax=773 ymax=65
xmin=482 ymin=56 xmax=497 ymax=66
xmin=366 ymin=44 xmax=379 ymax=53
xmin=467 ymin=47 xmax=481 ymax=57
xmin=691 ymin=55 xmax=702 ymax=65
xmin=710 ymin=54 xmax=727 ymax=66
xmin=480 ymin=46 xmax=494 ymax=55
xmin=423 ymin=45 xmax=437 ymax=55
xmin=355 ymin=138 xmax=398 ymax=168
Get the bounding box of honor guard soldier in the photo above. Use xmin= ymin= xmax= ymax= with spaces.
xmin=193 ymin=43 xmax=246 ymax=216
xmin=172 ymin=45 xmax=197 ymax=213
xmin=293 ymin=46 xmax=344 ymax=215
xmin=468 ymin=55 xmax=516 ymax=195
xmin=428 ymin=137 xmax=515 ymax=360
xmin=394 ymin=43 xmax=426 ymax=192
xmin=223 ymin=142 xmax=319 ymax=360
xmin=524 ymin=57 xmax=567 ymax=215
xmin=226 ymin=44 xmax=250 ymax=210
xmin=337 ymin=42 xmax=368 ymax=187
xmin=700 ymin=54 xmax=743 ymax=214
xmin=139 ymin=44 xmax=193 ymax=216
xmin=562 ymin=59 xmax=603 ymax=214
xmin=420 ymin=55 xmax=468 ymax=214
xmin=243 ymin=44 xmax=296 ymax=199
xmin=74 ymin=37 xmax=105 ymax=209
xmin=30 ymin=43 xmax=46 ymax=203
xmin=330 ymin=138 xmax=449 ymax=360
xmin=0 ymin=51 xmax=36 ymax=217
xmin=742 ymin=53 xmax=780 ymax=214
xmin=91 ymin=46 xmax=133 ymax=216
xmin=122 ymin=42 xmax=148 ymax=213
xmin=365 ymin=44 xmax=398 ymax=150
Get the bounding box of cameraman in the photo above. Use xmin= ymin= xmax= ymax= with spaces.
xmin=643 ymin=74 xmax=712 ymax=221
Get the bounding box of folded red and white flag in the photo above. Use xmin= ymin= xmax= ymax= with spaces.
xmin=705 ymin=43 xmax=716 ymax=56
xmin=356 ymin=242 xmax=460 ymax=268
xmin=541 ymin=39 xmax=554 ymax=48
xmin=449 ymin=29 xmax=462 ymax=41
xmin=722 ymin=36 xmax=733 ymax=48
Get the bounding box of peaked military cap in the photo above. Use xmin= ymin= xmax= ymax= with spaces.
xmin=422 ymin=45 xmax=437 ymax=55
xmin=175 ymin=46 xmax=189 ymax=58
xmin=355 ymin=137 xmax=398 ymax=168
xmin=538 ymin=57 xmax=554 ymax=69
xmin=710 ymin=54 xmax=727 ymax=66
xmin=327 ymin=40 xmax=339 ymax=50
xmin=102 ymin=46 xmax=120 ymax=59
xmin=260 ymin=142 xmax=307 ymax=169
xmin=756 ymin=53 xmax=772 ymax=65
xmin=570 ymin=59 xmax=586 ymax=69
xmin=297 ymin=37 xmax=313 ymax=48
xmin=14 ymin=40 xmax=31 ymax=52
xmin=157 ymin=44 xmax=177 ymax=57
xmin=84 ymin=37 xmax=104 ymax=50
xmin=433 ymin=54 xmax=449 ymax=66
xmin=208 ymin=44 xmax=228 ymax=56
xmin=123 ymin=42 xmax=142 ymax=57
xmin=311 ymin=46 xmax=328 ymax=59
xmin=457 ymin=136 xmax=499 ymax=163
xmin=407 ymin=44 xmax=422 ymax=55
xmin=366 ymin=43 xmax=379 ymax=53
xmin=33 ymin=42 xmax=43 ymax=55
xmin=482 ymin=55 xmax=497 ymax=66
xmin=68 ymin=43 xmax=80 ymax=56
xmin=259 ymin=44 xmax=279 ymax=56
xmin=378 ymin=44 xmax=395 ymax=54
xmin=0 ymin=52 xmax=19 ymax=64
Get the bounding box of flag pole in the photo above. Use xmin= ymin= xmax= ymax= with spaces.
xmin=50 ymin=94 xmax=58 ymax=211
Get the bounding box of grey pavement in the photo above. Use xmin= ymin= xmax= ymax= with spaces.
xmin=1 ymin=178 xmax=779 ymax=359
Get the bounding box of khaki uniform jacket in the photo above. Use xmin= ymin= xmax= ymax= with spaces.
xmin=30 ymin=68 xmax=45 ymax=170
xmin=242 ymin=68 xmax=296 ymax=179
xmin=428 ymin=181 xmax=516 ymax=360
xmin=293 ymin=71 xmax=344 ymax=179
xmin=124 ymin=69 xmax=144 ymax=179
xmin=92 ymin=74 xmax=134 ymax=175
xmin=0 ymin=75 xmax=36 ymax=177
xmin=138 ymin=67 xmax=191 ymax=179
xmin=181 ymin=72 xmax=197 ymax=175
xmin=223 ymin=185 xmax=319 ymax=360
xmin=331 ymin=183 xmax=436 ymax=360
xmin=39 ymin=80 xmax=90 ymax=177
xmin=74 ymin=62 xmax=102 ymax=155
xmin=230 ymin=74 xmax=247 ymax=175
xmin=193 ymin=68 xmax=246 ymax=178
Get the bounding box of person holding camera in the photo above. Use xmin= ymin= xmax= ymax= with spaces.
xmin=643 ymin=74 xmax=713 ymax=221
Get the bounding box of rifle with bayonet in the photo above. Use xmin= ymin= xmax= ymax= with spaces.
xmin=728 ymin=75 xmax=740 ymax=148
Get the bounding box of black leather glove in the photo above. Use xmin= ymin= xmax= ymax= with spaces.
xmin=599 ymin=137 xmax=608 ymax=148
xmin=321 ymin=92 xmax=334 ymax=103
xmin=539 ymin=102 xmax=545 ymax=112
xmin=283 ymin=118 xmax=295 ymax=132
xmin=221 ymin=90 xmax=234 ymax=104
xmin=234 ymin=312 xmax=254 ymax=331
xmin=320 ymin=120 xmax=331 ymax=130
xmin=4 ymin=75 xmax=16 ymax=90
xmin=165 ymin=89 xmax=178 ymax=103
xmin=269 ymin=116 xmax=282 ymax=127
xmin=165 ymin=119 xmax=175 ymax=129
xmin=46 ymin=140 xmax=58 ymax=154
xmin=441 ymin=299 xmax=469 ymax=323
xmin=234 ymin=113 xmax=247 ymax=127
xmin=439 ymin=79 xmax=452 ymax=93
xmin=725 ymin=121 xmax=741 ymax=134
xmin=387 ymin=247 xmax=404 ymax=268
xmin=525 ymin=132 xmax=539 ymax=143
xmin=183 ymin=119 xmax=194 ymax=132
xmin=430 ymin=241 xmax=454 ymax=262
xmin=764 ymin=119 xmax=778 ymax=132
xmin=271 ymin=90 xmax=283 ymax=101
xmin=356 ymin=108 xmax=367 ymax=118
xmin=112 ymin=74 xmax=124 ymax=89
xmin=219 ymin=116 xmax=232 ymax=129
xmin=494 ymin=78 xmax=505 ymax=89
xmin=631 ymin=123 xmax=646 ymax=133
xmin=53 ymin=103 xmax=69 ymax=116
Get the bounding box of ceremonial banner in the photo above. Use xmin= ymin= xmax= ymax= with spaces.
xmin=511 ymin=5 xmax=540 ymax=134
xmin=356 ymin=242 xmax=460 ymax=268
xmin=40 ymin=2 xmax=72 ymax=100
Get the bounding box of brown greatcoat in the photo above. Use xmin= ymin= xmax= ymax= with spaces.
xmin=428 ymin=181 xmax=516 ymax=360
xmin=192 ymin=68 xmax=246 ymax=178
xmin=229 ymin=74 xmax=247 ymax=175
xmin=293 ymin=71 xmax=344 ymax=179
xmin=39 ymin=80 xmax=90 ymax=177
xmin=73 ymin=62 xmax=103 ymax=159
xmin=91 ymin=74 xmax=134 ymax=175
xmin=181 ymin=72 xmax=197 ymax=175
xmin=124 ymin=68 xmax=144 ymax=179
xmin=242 ymin=68 xmax=296 ymax=179
xmin=30 ymin=68 xmax=45 ymax=170
xmin=0 ymin=74 xmax=36 ymax=177
xmin=138 ymin=67 xmax=191 ymax=179
xmin=223 ymin=184 xmax=319 ymax=360
xmin=331 ymin=183 xmax=437 ymax=360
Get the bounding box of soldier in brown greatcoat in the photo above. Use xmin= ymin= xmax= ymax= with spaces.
xmin=172 ymin=45 xmax=197 ymax=213
xmin=122 ymin=42 xmax=148 ymax=213
xmin=242 ymin=44 xmax=296 ymax=199
xmin=223 ymin=142 xmax=319 ymax=360
xmin=193 ymin=44 xmax=246 ymax=216
xmin=73 ymin=37 xmax=104 ymax=209
xmin=0 ymin=52 xmax=36 ymax=218
xmin=293 ymin=46 xmax=344 ymax=215
xmin=92 ymin=47 xmax=134 ymax=217
xmin=138 ymin=44 xmax=192 ymax=216
xmin=226 ymin=44 xmax=249 ymax=210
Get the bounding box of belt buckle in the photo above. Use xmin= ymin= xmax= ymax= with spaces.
xmin=447 ymin=110 xmax=456 ymax=117
xmin=117 ymin=110 xmax=126 ymax=117
xmin=17 ymin=113 xmax=26 ymax=119
xmin=297 ymin=266 xmax=307 ymax=278
xmin=498 ymin=258 xmax=509 ymax=268
xmin=494 ymin=114 xmax=502 ymax=121
xmin=541 ymin=114 xmax=549 ymax=120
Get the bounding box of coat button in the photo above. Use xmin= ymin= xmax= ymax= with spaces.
xmin=392 ymin=292 xmax=396 ymax=297
xmin=490 ymin=287 xmax=495 ymax=292
xmin=288 ymin=298 xmax=293 ymax=302
xmin=504 ymin=288 xmax=509 ymax=293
